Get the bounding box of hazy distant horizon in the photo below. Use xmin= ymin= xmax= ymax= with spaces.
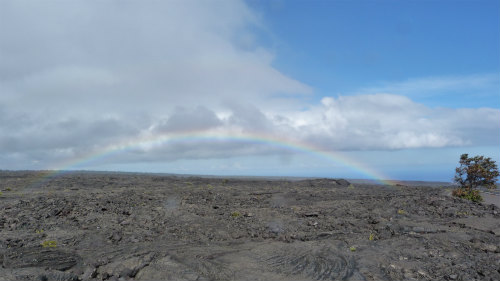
xmin=0 ymin=168 xmax=463 ymax=184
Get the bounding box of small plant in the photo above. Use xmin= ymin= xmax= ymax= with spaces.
xmin=397 ymin=209 xmax=406 ymax=215
xmin=5 ymin=187 xmax=12 ymax=191
xmin=369 ymin=233 xmax=375 ymax=241
xmin=347 ymin=184 xmax=355 ymax=189
xmin=206 ymin=184 xmax=214 ymax=189
xmin=185 ymin=182 xmax=194 ymax=187
xmin=231 ymin=211 xmax=241 ymax=218
xmin=0 ymin=191 xmax=3 ymax=197
xmin=41 ymin=240 xmax=57 ymax=248
xmin=222 ymin=179 xmax=229 ymax=185
xmin=349 ymin=246 xmax=356 ymax=252
xmin=452 ymin=188 xmax=483 ymax=202
xmin=35 ymin=229 xmax=44 ymax=234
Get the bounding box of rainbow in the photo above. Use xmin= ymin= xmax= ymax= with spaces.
xmin=31 ymin=131 xmax=397 ymax=187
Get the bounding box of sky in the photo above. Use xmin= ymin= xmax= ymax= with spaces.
xmin=0 ymin=0 xmax=499 ymax=182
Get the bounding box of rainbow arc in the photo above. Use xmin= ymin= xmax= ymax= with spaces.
xmin=33 ymin=131 xmax=397 ymax=187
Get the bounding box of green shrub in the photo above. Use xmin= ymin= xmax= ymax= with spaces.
xmin=231 ymin=211 xmax=241 ymax=218
xmin=41 ymin=240 xmax=57 ymax=248
xmin=452 ymin=188 xmax=483 ymax=202
xmin=369 ymin=233 xmax=375 ymax=241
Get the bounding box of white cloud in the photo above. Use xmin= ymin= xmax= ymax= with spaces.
xmin=0 ymin=0 xmax=311 ymax=118
xmin=286 ymin=94 xmax=498 ymax=150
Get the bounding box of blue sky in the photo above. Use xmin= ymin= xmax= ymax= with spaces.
xmin=0 ymin=0 xmax=499 ymax=182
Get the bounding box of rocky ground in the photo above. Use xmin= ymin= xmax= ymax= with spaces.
xmin=0 ymin=171 xmax=499 ymax=281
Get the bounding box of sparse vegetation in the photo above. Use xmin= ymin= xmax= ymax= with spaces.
xmin=231 ymin=211 xmax=241 ymax=218
xmin=452 ymin=188 xmax=483 ymax=202
xmin=369 ymin=233 xmax=375 ymax=241
xmin=41 ymin=240 xmax=57 ymax=248
xmin=453 ymin=154 xmax=499 ymax=202
xmin=397 ymin=209 xmax=406 ymax=215
xmin=349 ymin=246 xmax=356 ymax=252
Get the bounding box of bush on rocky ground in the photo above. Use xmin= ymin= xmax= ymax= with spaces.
xmin=453 ymin=153 xmax=499 ymax=202
xmin=452 ymin=187 xmax=483 ymax=202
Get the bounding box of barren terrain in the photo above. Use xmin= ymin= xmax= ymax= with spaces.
xmin=0 ymin=171 xmax=499 ymax=281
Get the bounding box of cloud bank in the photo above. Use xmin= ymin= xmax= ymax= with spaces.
xmin=0 ymin=0 xmax=498 ymax=170
xmin=1 ymin=93 xmax=498 ymax=169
